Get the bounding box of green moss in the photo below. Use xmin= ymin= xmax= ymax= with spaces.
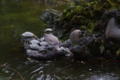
xmin=88 ymin=20 xmax=95 ymax=33
xmin=81 ymin=25 xmax=87 ymax=30
xmin=58 ymin=0 xmax=120 ymax=35
xmin=43 ymin=24 xmax=48 ymax=28
xmin=116 ymin=48 xmax=120 ymax=56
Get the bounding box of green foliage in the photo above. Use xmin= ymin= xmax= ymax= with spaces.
xmin=116 ymin=48 xmax=120 ymax=56
xmin=88 ymin=20 xmax=94 ymax=33
xmin=58 ymin=0 xmax=120 ymax=33
xmin=43 ymin=24 xmax=48 ymax=28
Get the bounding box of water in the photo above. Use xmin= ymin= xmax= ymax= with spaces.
xmin=0 ymin=0 xmax=120 ymax=80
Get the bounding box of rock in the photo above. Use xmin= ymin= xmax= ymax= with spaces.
xmin=40 ymin=9 xmax=62 ymax=25
xmin=105 ymin=17 xmax=120 ymax=40
xmin=39 ymin=6 xmax=120 ymax=60
xmin=60 ymin=39 xmax=72 ymax=48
